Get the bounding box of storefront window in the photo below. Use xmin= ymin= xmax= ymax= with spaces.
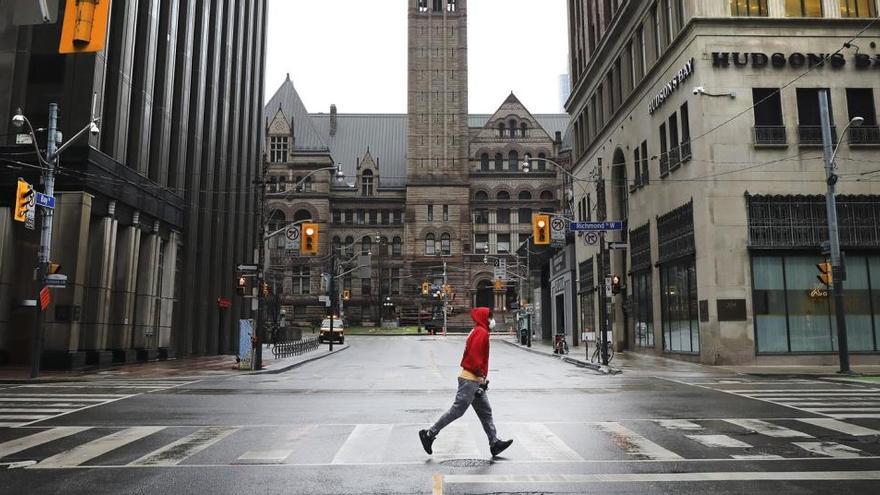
xmin=753 ymin=254 xmax=880 ymax=353
xmin=632 ymin=270 xmax=654 ymax=348
xmin=660 ymin=257 xmax=699 ymax=353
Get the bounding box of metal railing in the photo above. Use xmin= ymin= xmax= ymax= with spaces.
xmin=798 ymin=125 xmax=836 ymax=145
xmin=668 ymin=148 xmax=681 ymax=170
xmin=753 ymin=125 xmax=787 ymax=145
xmin=680 ymin=140 xmax=692 ymax=162
xmin=272 ymin=337 xmax=320 ymax=359
xmin=849 ymin=125 xmax=880 ymax=145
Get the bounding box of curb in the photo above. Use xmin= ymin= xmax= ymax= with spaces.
xmin=253 ymin=345 xmax=350 ymax=374
xmin=498 ymin=339 xmax=621 ymax=375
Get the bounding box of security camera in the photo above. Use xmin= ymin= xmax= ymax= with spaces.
xmin=692 ymin=86 xmax=705 ymax=95
xmin=89 ymin=122 xmax=100 ymax=136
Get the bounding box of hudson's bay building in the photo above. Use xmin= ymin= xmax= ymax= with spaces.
xmin=263 ymin=0 xmax=571 ymax=335
xmin=0 ymin=1 xmax=267 ymax=368
xmin=566 ymin=0 xmax=880 ymax=365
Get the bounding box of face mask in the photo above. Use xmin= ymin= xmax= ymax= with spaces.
xmin=488 ymin=318 xmax=496 ymax=330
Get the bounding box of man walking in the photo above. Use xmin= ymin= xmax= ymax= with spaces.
xmin=419 ymin=307 xmax=513 ymax=458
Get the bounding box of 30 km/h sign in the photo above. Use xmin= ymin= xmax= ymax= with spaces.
xmin=285 ymin=228 xmax=300 ymax=241
xmin=569 ymin=221 xmax=624 ymax=232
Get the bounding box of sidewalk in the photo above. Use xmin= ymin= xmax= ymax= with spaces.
xmin=0 ymin=343 xmax=347 ymax=381
xmin=496 ymin=337 xmax=618 ymax=374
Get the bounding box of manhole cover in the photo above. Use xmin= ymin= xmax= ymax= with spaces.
xmin=439 ymin=458 xmax=491 ymax=467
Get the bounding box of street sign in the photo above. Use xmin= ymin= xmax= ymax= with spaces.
xmin=550 ymin=217 xmax=566 ymax=243
xmin=608 ymin=242 xmax=628 ymax=250
xmin=605 ymin=277 xmax=613 ymax=296
xmin=570 ymin=221 xmax=624 ymax=232
xmin=285 ymin=228 xmax=300 ymax=241
xmin=45 ymin=274 xmax=67 ymax=288
xmin=237 ymin=264 xmax=258 ymax=272
xmin=318 ymin=295 xmax=331 ymax=307
xmin=35 ymin=192 xmax=55 ymax=209
xmin=584 ymin=232 xmax=599 ymax=245
xmin=39 ymin=286 xmax=51 ymax=310
xmin=494 ymin=259 xmax=507 ymax=281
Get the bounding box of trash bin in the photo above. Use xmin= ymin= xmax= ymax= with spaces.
xmin=520 ymin=328 xmax=528 ymax=345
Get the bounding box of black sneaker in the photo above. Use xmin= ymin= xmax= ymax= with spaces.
xmin=419 ymin=429 xmax=435 ymax=455
xmin=490 ymin=438 xmax=513 ymax=457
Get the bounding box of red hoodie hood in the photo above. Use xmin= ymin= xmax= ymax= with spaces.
xmin=470 ymin=307 xmax=491 ymax=330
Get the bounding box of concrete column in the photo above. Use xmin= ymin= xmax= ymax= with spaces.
xmin=79 ymin=202 xmax=118 ymax=365
xmin=43 ymin=192 xmax=93 ymax=370
xmin=133 ymin=221 xmax=160 ymax=359
xmin=157 ymin=231 xmax=179 ymax=354
xmin=0 ymin=207 xmax=13 ymax=363
xmin=109 ymin=212 xmax=142 ymax=362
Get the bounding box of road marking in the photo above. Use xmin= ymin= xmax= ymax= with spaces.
xmin=726 ymin=389 xmax=869 ymax=393
xmin=34 ymin=427 xmax=164 ymax=469
xmin=509 ymin=423 xmax=582 ymax=461
xmin=0 ymin=397 xmax=112 ymax=402
xmin=235 ymin=450 xmax=292 ymax=464
xmin=810 ymin=408 xmax=880 ymax=413
xmin=724 ymin=419 xmax=813 ymax=438
xmin=685 ymin=435 xmax=752 ymax=449
xmin=0 ymin=415 xmax=53 ymax=421
xmin=432 ymin=422 xmax=480 ymax=459
xmin=331 ymin=424 xmax=393 ymax=464
xmin=129 ymin=426 xmax=237 ymax=466
xmin=654 ymin=419 xmax=702 ymax=431
xmin=796 ymin=418 xmax=880 ymax=436
xmin=829 ymin=413 xmax=880 ymax=419
xmin=432 ymin=473 xmax=443 ymax=495
xmin=595 ymin=422 xmax=683 ymax=460
xmin=0 ymin=427 xmax=90 ymax=458
xmin=0 ymin=409 xmax=75 ymax=414
xmin=440 ymin=471 xmax=880 ymax=485
xmin=793 ymin=442 xmax=867 ymax=458
xmin=730 ymin=454 xmax=785 ymax=460
xmin=0 ymin=394 xmax=126 ymax=398
xmin=783 ymin=402 xmax=880 ymax=407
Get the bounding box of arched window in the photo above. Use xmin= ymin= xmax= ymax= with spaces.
xmin=494 ymin=153 xmax=504 ymax=170
xmin=480 ymin=153 xmax=490 ymax=171
xmin=508 ymin=150 xmax=519 ymax=171
xmin=345 ymin=236 xmax=355 ymax=257
xmin=474 ymin=190 xmax=489 ymax=201
xmin=518 ymin=190 xmax=532 ymax=200
xmin=441 ymin=233 xmax=451 ymax=255
xmin=379 ymin=236 xmax=389 ymax=256
xmin=520 ymin=122 xmax=528 ymax=137
xmin=294 ymin=209 xmax=311 ymax=222
xmin=392 ymin=236 xmax=402 ymax=256
xmin=268 ymin=210 xmax=287 ymax=248
xmin=498 ymin=122 xmax=506 ymax=138
xmin=361 ymin=170 xmax=374 ymax=196
xmin=538 ymin=152 xmax=547 ymax=171
xmin=540 ymin=190 xmax=555 ymax=200
xmin=278 ymin=176 xmax=287 ymax=192
xmin=523 ymin=153 xmax=532 ymax=172
xmin=425 ymin=233 xmax=436 ymax=255
xmin=508 ymin=119 xmax=517 ymax=137
xmin=361 ymin=236 xmax=372 ymax=255
xmin=332 ymin=236 xmax=341 ymax=255
xmin=496 ymin=190 xmax=510 ymax=200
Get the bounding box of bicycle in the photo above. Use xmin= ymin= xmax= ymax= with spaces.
xmin=590 ymin=339 xmax=614 ymax=364
xmin=553 ymin=335 xmax=569 ymax=355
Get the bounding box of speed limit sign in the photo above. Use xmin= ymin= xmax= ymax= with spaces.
xmin=286 ymin=228 xmax=300 ymax=241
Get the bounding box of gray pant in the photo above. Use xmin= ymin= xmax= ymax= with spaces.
xmin=429 ymin=377 xmax=497 ymax=445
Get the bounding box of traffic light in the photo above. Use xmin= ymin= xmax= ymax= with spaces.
xmin=59 ymin=0 xmax=112 ymax=54
xmin=342 ymin=289 xmax=351 ymax=301
xmin=421 ymin=281 xmax=430 ymax=296
xmin=533 ymin=214 xmax=550 ymax=245
xmin=14 ymin=178 xmax=33 ymax=223
xmin=236 ymin=275 xmax=248 ymax=295
xmin=262 ymin=282 xmax=270 ymax=297
xmin=48 ymin=262 xmax=62 ymax=275
xmin=301 ymin=223 xmax=319 ymax=255
xmin=817 ymin=261 xmax=833 ymax=287
xmin=611 ymin=275 xmax=622 ymax=294
xmin=494 ymin=279 xmax=503 ymax=290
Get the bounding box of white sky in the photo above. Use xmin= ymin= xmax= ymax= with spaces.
xmin=265 ymin=0 xmax=570 ymax=114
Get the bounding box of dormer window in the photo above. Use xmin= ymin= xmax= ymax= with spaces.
xmin=520 ymin=122 xmax=528 ymax=137
xmin=509 ymin=119 xmax=517 ymax=137
xmin=498 ymin=122 xmax=506 ymax=137
xmin=418 ymin=0 xmax=428 ymax=12
xmin=270 ymin=136 xmax=288 ymax=163
xmin=361 ymin=170 xmax=374 ymax=196
xmin=447 ymin=0 xmax=457 ymax=12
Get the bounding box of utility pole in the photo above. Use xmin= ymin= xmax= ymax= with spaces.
xmin=442 ymin=260 xmax=448 ymax=336
xmin=819 ymin=89 xmax=851 ymax=374
xmin=254 ymin=153 xmax=268 ymax=370
xmin=596 ymin=161 xmax=610 ymax=366
xmin=30 ymin=103 xmax=59 ymax=378
xmin=328 ymin=254 xmax=336 ymax=352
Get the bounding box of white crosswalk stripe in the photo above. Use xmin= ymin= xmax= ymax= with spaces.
xmin=1 ymin=418 xmax=878 ymax=468
xmin=711 ymin=384 xmax=880 ymax=419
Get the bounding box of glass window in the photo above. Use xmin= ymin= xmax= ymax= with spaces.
xmin=730 ymin=0 xmax=768 ymax=16
xmin=475 ymin=234 xmax=489 ymax=253
xmin=497 ymin=234 xmax=510 ymax=253
xmin=369 ymin=210 xmax=377 ymax=225
xmin=633 ymin=147 xmax=642 ymax=187
xmin=518 ymin=208 xmax=532 ymax=224
xmin=841 ymin=0 xmax=875 ymax=17
xmin=641 ymin=141 xmax=649 ymax=185
xmin=293 ymin=266 xmax=310 ymax=295
xmin=427 ymin=204 xmax=434 ymax=222
xmin=661 ymin=257 xmax=699 ymax=353
xmin=538 ymin=153 xmax=547 ymax=171
xmin=443 ymin=205 xmax=449 ymax=222
xmin=785 ymin=0 xmax=823 ymax=17
xmin=494 ymin=153 xmax=504 ymax=170
xmin=753 ymin=88 xmax=784 ymax=126
xmin=508 ymin=150 xmax=519 ymax=171
xmin=269 ymin=136 xmax=288 ymax=163
xmin=361 ymin=170 xmax=374 ymax=196
xmin=497 ymin=191 xmax=510 ymax=200
xmin=332 ymin=210 xmax=341 ymax=224
xmin=474 ymin=209 xmax=490 ymax=224
xmin=425 ymin=234 xmax=436 ymax=255
xmin=632 ymin=270 xmax=655 ymax=348
xmin=496 ymin=209 xmax=511 ymax=224
xmin=381 ymin=211 xmax=390 ymax=225
xmin=393 ymin=210 xmax=402 ymax=224
xmin=475 ymin=191 xmax=489 ymax=201
xmin=480 ymin=153 xmax=490 ymax=171
xmin=441 ymin=233 xmax=451 ymax=255
xmin=361 ymin=236 xmax=372 ymax=255
xmin=344 ymin=236 xmax=354 ymax=257
xmin=846 ymin=88 xmax=878 ymax=125
xmin=392 ymin=236 xmax=402 ymax=256
xmin=519 ymin=190 xmax=532 ymax=200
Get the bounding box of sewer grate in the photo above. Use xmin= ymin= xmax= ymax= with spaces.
xmin=439 ymin=458 xmax=491 ymax=467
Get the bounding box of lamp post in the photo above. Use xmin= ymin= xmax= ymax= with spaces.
xmin=12 ymin=105 xmax=100 ymax=378
xmin=819 ymin=89 xmax=861 ymax=374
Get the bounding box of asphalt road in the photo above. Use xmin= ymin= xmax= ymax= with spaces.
xmin=1 ymin=335 xmax=880 ymax=494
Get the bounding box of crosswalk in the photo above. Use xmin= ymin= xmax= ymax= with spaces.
xmin=1 ymin=417 xmax=878 ymax=469
xmin=0 ymin=379 xmax=196 ymax=427
xmin=704 ymin=383 xmax=880 ymax=419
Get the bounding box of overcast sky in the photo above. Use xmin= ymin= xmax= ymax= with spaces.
xmin=265 ymin=0 xmax=569 ymax=114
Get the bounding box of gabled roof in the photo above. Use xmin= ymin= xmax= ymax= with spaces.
xmin=264 ymin=74 xmax=328 ymax=152
xmin=468 ymin=114 xmax=571 ymax=140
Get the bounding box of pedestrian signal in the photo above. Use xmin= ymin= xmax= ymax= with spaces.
xmin=301 ymin=223 xmax=319 ymax=255
xmin=533 ymin=214 xmax=550 ymax=245
xmin=611 ymin=275 xmax=622 ymax=294
xmin=817 ymin=261 xmax=833 ymax=287
xmin=14 ymin=179 xmax=33 ymax=222
xmin=236 ymin=276 xmax=247 ymax=295
xmin=59 ymin=0 xmax=112 ymax=54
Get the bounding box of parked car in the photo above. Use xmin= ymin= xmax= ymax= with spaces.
xmin=319 ymin=317 xmax=345 ymax=344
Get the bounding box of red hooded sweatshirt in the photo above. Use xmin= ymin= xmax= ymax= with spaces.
xmin=460 ymin=307 xmax=491 ymax=378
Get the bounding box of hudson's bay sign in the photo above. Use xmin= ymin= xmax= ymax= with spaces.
xmin=712 ymin=51 xmax=880 ymax=70
xmin=649 ymin=57 xmax=695 ymax=115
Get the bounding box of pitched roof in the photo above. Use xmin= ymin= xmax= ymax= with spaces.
xmin=264 ymin=74 xmax=328 ymax=152
xmin=468 ymin=114 xmax=571 ymax=139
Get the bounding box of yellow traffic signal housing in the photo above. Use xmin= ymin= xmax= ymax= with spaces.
xmin=533 ymin=214 xmax=550 ymax=245
xmin=262 ymin=282 xmax=270 ymax=297
xmin=48 ymin=262 xmax=63 ymax=275
xmin=494 ymin=279 xmax=503 ymax=290
xmin=817 ymin=261 xmax=833 ymax=286
xmin=14 ymin=179 xmax=33 ymax=222
xmin=59 ymin=0 xmax=112 ymax=54
xmin=301 ymin=223 xmax=319 ymax=255
xmin=342 ymin=289 xmax=351 ymax=301
xmin=421 ymin=281 xmax=430 ymax=296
